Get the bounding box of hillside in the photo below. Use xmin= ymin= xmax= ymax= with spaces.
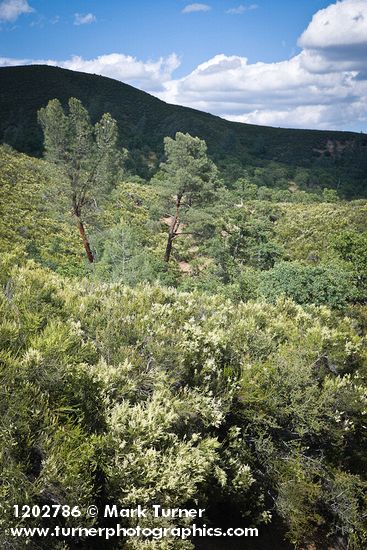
xmin=0 ymin=107 xmax=367 ymax=549
xmin=1 ymin=141 xmax=367 ymax=549
xmin=1 ymin=65 xmax=367 ymax=196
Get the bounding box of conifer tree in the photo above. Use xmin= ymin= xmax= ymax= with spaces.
xmin=38 ymin=98 xmax=121 ymax=262
xmin=160 ymin=132 xmax=218 ymax=262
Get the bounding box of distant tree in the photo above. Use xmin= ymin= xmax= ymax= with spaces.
xmin=160 ymin=132 xmax=218 ymax=262
xmin=38 ymin=98 xmax=121 ymax=263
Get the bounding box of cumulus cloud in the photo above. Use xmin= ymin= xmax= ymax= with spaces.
xmin=226 ymin=4 xmax=258 ymax=15
xmin=0 ymin=0 xmax=33 ymax=22
xmin=157 ymin=0 xmax=367 ymax=130
xmin=74 ymin=13 xmax=96 ymax=26
xmin=61 ymin=53 xmax=180 ymax=91
xmin=182 ymin=3 xmax=211 ymax=14
xmin=298 ymin=0 xmax=367 ymax=74
xmin=0 ymin=53 xmax=181 ymax=93
xmin=157 ymin=48 xmax=367 ymax=129
xmin=0 ymin=55 xmax=29 ymax=66
xmin=1 ymin=0 xmax=366 ymax=130
xmin=299 ymin=0 xmax=367 ymax=49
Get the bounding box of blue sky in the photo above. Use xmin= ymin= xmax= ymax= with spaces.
xmin=1 ymin=1 xmax=332 ymax=75
xmin=1 ymin=0 xmax=367 ymax=131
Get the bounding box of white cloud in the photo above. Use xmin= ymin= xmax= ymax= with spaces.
xmin=299 ymin=0 xmax=367 ymax=50
xmin=182 ymin=3 xmax=211 ymax=14
xmin=0 ymin=53 xmax=181 ymax=93
xmin=158 ymin=0 xmax=367 ymax=130
xmin=226 ymin=4 xmax=258 ymax=15
xmin=0 ymin=55 xmax=29 ymax=65
xmin=61 ymin=53 xmax=180 ymax=91
xmin=227 ymin=103 xmax=367 ymax=130
xmin=74 ymin=13 xmax=96 ymax=26
xmin=1 ymin=0 xmax=367 ymax=131
xmin=298 ymin=0 xmax=367 ymax=76
xmin=0 ymin=0 xmax=33 ymax=22
xmin=157 ymin=48 xmax=367 ymax=129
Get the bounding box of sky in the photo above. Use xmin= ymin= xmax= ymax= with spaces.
xmin=0 ymin=0 xmax=367 ymax=131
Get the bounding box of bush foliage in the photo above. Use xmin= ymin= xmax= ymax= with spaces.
xmin=1 ymin=106 xmax=367 ymax=549
xmin=1 ymin=259 xmax=366 ymax=548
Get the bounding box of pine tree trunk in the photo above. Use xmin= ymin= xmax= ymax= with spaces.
xmin=77 ymin=217 xmax=94 ymax=263
xmin=164 ymin=232 xmax=174 ymax=263
xmin=164 ymin=194 xmax=182 ymax=263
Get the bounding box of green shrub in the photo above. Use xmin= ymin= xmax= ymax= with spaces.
xmin=259 ymin=261 xmax=357 ymax=308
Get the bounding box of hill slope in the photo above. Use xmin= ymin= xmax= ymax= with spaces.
xmin=1 ymin=64 xmax=367 ymax=196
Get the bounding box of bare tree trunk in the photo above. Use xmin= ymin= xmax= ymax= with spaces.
xmin=77 ymin=217 xmax=94 ymax=263
xmin=164 ymin=232 xmax=174 ymax=263
xmin=164 ymin=194 xmax=182 ymax=263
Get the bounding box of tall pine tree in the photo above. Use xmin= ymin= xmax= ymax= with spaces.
xmin=38 ymin=98 xmax=121 ymax=262
xmin=160 ymin=132 xmax=218 ymax=262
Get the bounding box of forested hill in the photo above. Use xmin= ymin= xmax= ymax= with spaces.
xmin=1 ymin=64 xmax=367 ymax=197
xmin=1 ymin=69 xmax=367 ymax=550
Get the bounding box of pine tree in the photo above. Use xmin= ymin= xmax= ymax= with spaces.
xmin=38 ymin=98 xmax=121 ymax=262
xmin=160 ymin=132 xmax=218 ymax=262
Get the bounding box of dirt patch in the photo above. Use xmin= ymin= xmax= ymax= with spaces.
xmin=179 ymin=261 xmax=192 ymax=274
